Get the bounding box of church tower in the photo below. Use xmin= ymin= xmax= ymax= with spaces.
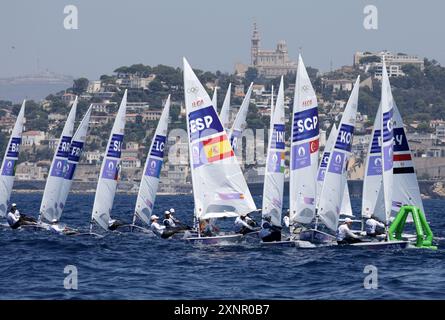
xmin=251 ymin=22 xmax=260 ymax=66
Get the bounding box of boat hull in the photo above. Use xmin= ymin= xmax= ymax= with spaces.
xmin=348 ymin=240 xmax=409 ymax=249
xmin=185 ymin=234 xmax=243 ymax=245
xmin=298 ymin=229 xmax=336 ymax=244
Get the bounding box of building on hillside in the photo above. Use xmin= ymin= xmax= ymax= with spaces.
xmin=322 ymin=79 xmax=354 ymax=92
xmin=250 ymin=23 xmax=297 ymax=78
xmin=354 ymin=51 xmax=424 ymax=78
xmin=121 ymin=156 xmax=141 ymax=168
xmin=15 ymin=161 xmax=47 ymax=180
xmin=61 ymin=93 xmax=77 ymax=104
xmin=22 ymin=131 xmax=46 ymax=146
xmin=87 ymin=80 xmax=102 ymax=93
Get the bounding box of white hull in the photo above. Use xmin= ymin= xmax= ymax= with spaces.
xmin=349 ymin=240 xmax=409 ymax=249
xmin=185 ymin=234 xmax=243 ymax=245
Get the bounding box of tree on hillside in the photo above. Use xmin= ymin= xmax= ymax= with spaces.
xmin=245 ymin=67 xmax=258 ymax=84
xmin=73 ymin=78 xmax=89 ymax=95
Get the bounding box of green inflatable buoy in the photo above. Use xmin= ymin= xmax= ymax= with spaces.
xmin=388 ymin=206 xmax=437 ymax=250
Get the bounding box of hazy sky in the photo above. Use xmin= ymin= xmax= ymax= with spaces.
xmin=1 ymin=0 xmax=444 ymax=79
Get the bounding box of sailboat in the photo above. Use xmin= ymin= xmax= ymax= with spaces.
xmin=289 ymin=55 xmax=320 ymax=233
xmin=39 ymin=97 xmax=78 ymax=224
xmin=0 ymin=100 xmax=26 ymax=226
xmin=315 ymin=77 xmax=360 ymax=243
xmin=183 ymin=57 xmax=257 ymax=244
xmin=131 ymin=95 xmax=170 ymax=230
xmin=229 ymin=82 xmax=254 ymax=154
xmin=316 ymin=124 xmax=354 ymax=218
xmin=219 ymin=83 xmax=232 ymax=132
xmin=57 ymin=106 xmax=92 ymax=220
xmin=90 ymin=90 xmax=127 ymax=233
xmin=260 ymin=77 xmax=288 ymax=244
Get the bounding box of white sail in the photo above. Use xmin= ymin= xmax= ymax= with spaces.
xmin=212 ymin=87 xmax=217 ymax=112
xmin=391 ymin=101 xmax=424 ymax=216
xmin=91 ymin=90 xmax=127 ymax=230
xmin=361 ymin=102 xmax=385 ymax=220
xmin=219 ymin=83 xmax=232 ymax=132
xmin=381 ymin=62 xmax=395 ymax=224
xmin=340 ymin=181 xmax=353 ymax=217
xmin=289 ymin=55 xmax=320 ymax=225
xmin=183 ymin=58 xmax=256 ymax=220
xmin=318 ymin=77 xmax=360 ymax=231
xmin=0 ymin=101 xmax=25 ymax=217
xmin=229 ymin=82 xmax=254 ymax=154
xmin=262 ymin=77 xmax=285 ymax=227
xmin=40 ymin=98 xmax=77 ymax=223
xmin=134 ymin=96 xmax=170 ymax=225
xmin=57 ymin=106 xmax=92 ymax=217
xmin=316 ymin=124 xmax=338 ymax=208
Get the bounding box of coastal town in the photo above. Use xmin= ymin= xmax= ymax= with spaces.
xmin=2 ymin=24 xmax=445 ymax=197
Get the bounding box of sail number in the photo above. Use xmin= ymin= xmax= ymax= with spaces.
xmin=292 ymin=107 xmax=319 ymax=142
xmin=188 ymin=106 xmax=224 ymax=142
xmin=335 ymin=124 xmax=354 ymax=152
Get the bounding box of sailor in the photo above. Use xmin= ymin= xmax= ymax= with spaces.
xmin=336 ymin=218 xmax=361 ymax=244
xmin=6 ymin=203 xmax=21 ymax=229
xmin=365 ymin=215 xmax=386 ymax=237
xmin=150 ymin=214 xmax=166 ymax=237
xmin=283 ymin=210 xmax=290 ymax=228
xmin=49 ymin=219 xmax=78 ymax=235
xmin=259 ymin=215 xmax=281 ymax=242
xmin=200 ymin=219 xmax=220 ymax=237
xmin=108 ymin=219 xmax=125 ymax=231
xmin=163 ymin=210 xmax=177 ymax=228
xmin=234 ymin=215 xmax=256 ymax=235
xmin=6 ymin=203 xmax=37 ymax=229
xmin=169 ymin=208 xmax=180 ymax=223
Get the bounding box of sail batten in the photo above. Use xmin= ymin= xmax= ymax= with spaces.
xmin=91 ymin=90 xmax=127 ymax=230
xmin=289 ymin=55 xmax=320 ymax=225
xmin=40 ymin=98 xmax=78 ymax=222
xmin=0 ymin=101 xmax=25 ymax=217
xmin=262 ymin=78 xmax=285 ymax=227
xmin=134 ymin=96 xmax=170 ymax=225
xmin=183 ymin=58 xmax=256 ymax=221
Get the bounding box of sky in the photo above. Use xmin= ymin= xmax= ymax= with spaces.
xmin=1 ymin=0 xmax=444 ymax=79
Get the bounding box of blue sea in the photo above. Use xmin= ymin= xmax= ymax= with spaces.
xmin=0 ymin=194 xmax=444 ymax=300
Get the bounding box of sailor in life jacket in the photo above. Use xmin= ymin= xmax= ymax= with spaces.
xmin=259 ymin=215 xmax=281 ymax=242
xmin=6 ymin=203 xmax=37 ymax=229
xmin=336 ymin=218 xmax=361 ymax=244
xmin=283 ymin=209 xmax=290 ymax=228
xmin=163 ymin=210 xmax=177 ymax=228
xmin=150 ymin=214 xmax=166 ymax=237
xmin=6 ymin=203 xmax=21 ymax=229
xmin=364 ymin=215 xmax=386 ymax=237
xmin=234 ymin=215 xmax=256 ymax=235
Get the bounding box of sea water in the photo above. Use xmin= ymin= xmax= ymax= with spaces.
xmin=0 ymin=193 xmax=444 ymax=299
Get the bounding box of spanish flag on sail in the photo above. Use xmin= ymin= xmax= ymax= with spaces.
xmin=202 ymin=134 xmax=234 ymax=163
